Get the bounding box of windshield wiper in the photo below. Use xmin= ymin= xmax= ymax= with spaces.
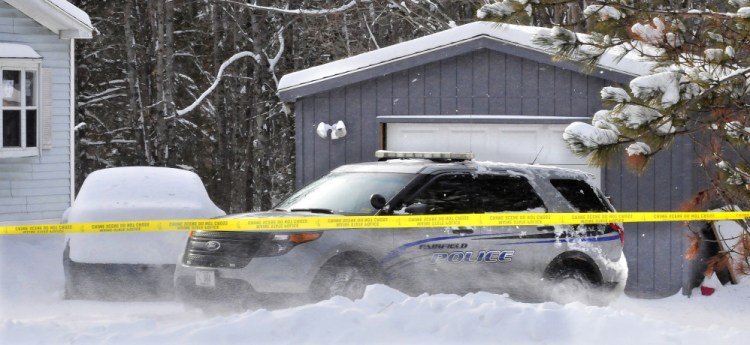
xmin=289 ymin=208 xmax=336 ymax=214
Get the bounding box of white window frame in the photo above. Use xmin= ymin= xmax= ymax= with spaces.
xmin=0 ymin=59 xmax=41 ymax=159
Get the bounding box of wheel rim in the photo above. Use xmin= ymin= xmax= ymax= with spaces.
xmin=548 ymin=270 xmax=592 ymax=304
xmin=327 ymin=266 xmax=366 ymax=300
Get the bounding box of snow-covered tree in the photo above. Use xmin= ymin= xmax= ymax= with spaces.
xmin=479 ymin=0 xmax=750 ymax=277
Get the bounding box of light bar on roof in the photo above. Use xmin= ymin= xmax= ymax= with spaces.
xmin=375 ymin=150 xmax=475 ymax=161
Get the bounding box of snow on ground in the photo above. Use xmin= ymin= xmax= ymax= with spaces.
xmin=2 ymin=235 xmax=749 ymax=345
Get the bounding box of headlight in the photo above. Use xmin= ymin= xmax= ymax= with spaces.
xmin=256 ymin=232 xmax=322 ymax=257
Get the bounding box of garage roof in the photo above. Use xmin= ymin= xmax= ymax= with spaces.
xmin=278 ymin=21 xmax=652 ymax=102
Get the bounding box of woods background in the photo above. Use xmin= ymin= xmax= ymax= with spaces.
xmin=70 ymin=0 xmax=486 ymax=213
xmin=70 ymin=0 xmax=726 ymax=214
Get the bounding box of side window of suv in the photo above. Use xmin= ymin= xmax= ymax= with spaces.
xmin=550 ymin=179 xmax=612 ymax=212
xmin=475 ymin=175 xmax=545 ymax=212
xmin=407 ymin=173 xmax=545 ymax=214
xmin=409 ymin=173 xmax=478 ymax=214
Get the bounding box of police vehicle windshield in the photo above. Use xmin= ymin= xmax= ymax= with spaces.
xmin=275 ymin=172 xmax=414 ymax=215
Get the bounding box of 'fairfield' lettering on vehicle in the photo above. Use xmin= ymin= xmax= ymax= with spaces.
xmin=431 ymin=250 xmax=514 ymax=264
xmin=418 ymin=243 xmax=468 ymax=250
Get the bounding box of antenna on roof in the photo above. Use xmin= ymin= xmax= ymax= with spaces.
xmin=530 ymin=146 xmax=544 ymax=165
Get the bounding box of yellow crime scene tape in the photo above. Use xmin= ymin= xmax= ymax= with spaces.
xmin=1 ymin=211 xmax=750 ymax=235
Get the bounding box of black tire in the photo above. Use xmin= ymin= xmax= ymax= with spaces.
xmin=545 ymin=266 xmax=600 ymax=305
xmin=62 ymin=242 xmax=83 ymax=300
xmin=63 ymin=277 xmax=81 ymax=300
xmin=309 ymin=255 xmax=379 ymax=301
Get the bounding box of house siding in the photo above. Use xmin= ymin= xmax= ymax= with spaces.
xmin=296 ymin=49 xmax=609 ymax=186
xmin=293 ymin=47 xmax=699 ymax=297
xmin=605 ymin=136 xmax=700 ymax=297
xmin=0 ymin=1 xmax=72 ymax=224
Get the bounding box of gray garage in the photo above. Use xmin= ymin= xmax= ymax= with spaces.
xmin=278 ymin=22 xmax=701 ymax=298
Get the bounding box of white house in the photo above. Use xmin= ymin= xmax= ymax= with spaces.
xmin=0 ymin=0 xmax=92 ymax=224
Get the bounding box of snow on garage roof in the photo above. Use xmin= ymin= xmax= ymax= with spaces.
xmin=0 ymin=43 xmax=42 ymax=59
xmin=5 ymin=0 xmax=93 ymax=39
xmin=277 ymin=21 xmax=653 ymax=102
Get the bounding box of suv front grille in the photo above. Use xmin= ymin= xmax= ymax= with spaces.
xmin=184 ymin=231 xmax=270 ymax=269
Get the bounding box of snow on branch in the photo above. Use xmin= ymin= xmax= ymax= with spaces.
xmin=631 ymin=18 xmax=666 ymax=45
xmin=226 ymin=0 xmax=358 ymax=15
xmin=629 ymin=71 xmax=681 ymax=108
xmin=563 ymin=121 xmax=619 ymax=155
xmin=476 ymin=0 xmax=530 ymax=20
xmin=600 ymin=87 xmax=631 ymax=104
xmin=175 ymin=51 xmax=261 ymax=117
xmin=267 ymin=28 xmax=285 ymax=88
xmin=626 ymin=142 xmax=652 ymax=156
xmin=612 ymin=104 xmax=663 ymax=129
xmin=583 ymin=5 xmax=624 ymax=21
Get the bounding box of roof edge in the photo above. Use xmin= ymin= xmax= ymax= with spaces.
xmin=5 ymin=0 xmax=93 ymax=39
xmin=278 ymin=22 xmax=652 ymax=102
xmin=0 ymin=42 xmax=42 ymax=59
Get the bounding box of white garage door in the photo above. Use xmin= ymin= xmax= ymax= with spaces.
xmin=386 ymin=123 xmax=601 ymax=186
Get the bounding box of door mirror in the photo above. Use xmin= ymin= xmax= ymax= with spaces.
xmin=370 ymin=194 xmax=387 ymax=210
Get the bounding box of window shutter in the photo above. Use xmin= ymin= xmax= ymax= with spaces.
xmin=41 ymin=68 xmax=53 ymax=149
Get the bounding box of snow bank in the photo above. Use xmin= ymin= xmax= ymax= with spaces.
xmin=2 ymin=280 xmax=749 ymax=345
xmin=2 ymin=233 xmax=749 ymax=344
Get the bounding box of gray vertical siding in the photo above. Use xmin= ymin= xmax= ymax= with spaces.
xmin=293 ymin=47 xmax=699 ymax=297
xmin=605 ymin=136 xmax=697 ymax=297
xmin=0 ymin=1 xmax=72 ymax=224
xmin=296 ymin=49 xmax=610 ymax=183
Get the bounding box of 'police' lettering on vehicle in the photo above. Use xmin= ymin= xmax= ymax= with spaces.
xmin=431 ymin=250 xmax=514 ymax=264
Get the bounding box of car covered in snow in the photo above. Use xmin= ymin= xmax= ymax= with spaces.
xmin=175 ymin=151 xmax=627 ymax=307
xmin=63 ymin=167 xmax=225 ymax=299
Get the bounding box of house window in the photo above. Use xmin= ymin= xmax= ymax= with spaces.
xmin=1 ymin=63 xmax=40 ymax=158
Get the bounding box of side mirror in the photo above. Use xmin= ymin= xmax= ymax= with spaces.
xmin=404 ymin=203 xmax=430 ymax=215
xmin=370 ymin=194 xmax=387 ymax=210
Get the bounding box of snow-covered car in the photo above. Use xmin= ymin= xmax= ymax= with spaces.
xmin=175 ymin=151 xmax=627 ymax=308
xmin=63 ymin=167 xmax=225 ymax=299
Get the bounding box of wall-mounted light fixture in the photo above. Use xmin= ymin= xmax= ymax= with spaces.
xmin=316 ymin=120 xmax=347 ymax=140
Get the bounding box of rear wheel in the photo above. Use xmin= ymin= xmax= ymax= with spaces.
xmin=545 ymin=265 xmax=606 ymax=305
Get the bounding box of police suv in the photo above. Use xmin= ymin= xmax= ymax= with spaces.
xmin=175 ymin=151 xmax=627 ymax=307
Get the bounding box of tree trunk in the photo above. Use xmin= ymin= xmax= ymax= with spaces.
xmin=164 ymin=0 xmax=177 ymax=166
xmin=123 ymin=0 xmax=149 ymax=164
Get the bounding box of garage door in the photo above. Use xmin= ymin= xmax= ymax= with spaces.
xmin=385 ymin=123 xmax=601 ymax=186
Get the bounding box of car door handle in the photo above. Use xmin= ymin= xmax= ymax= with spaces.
xmin=537 ymin=226 xmax=555 ymax=232
xmin=451 ymin=227 xmax=474 ymax=235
